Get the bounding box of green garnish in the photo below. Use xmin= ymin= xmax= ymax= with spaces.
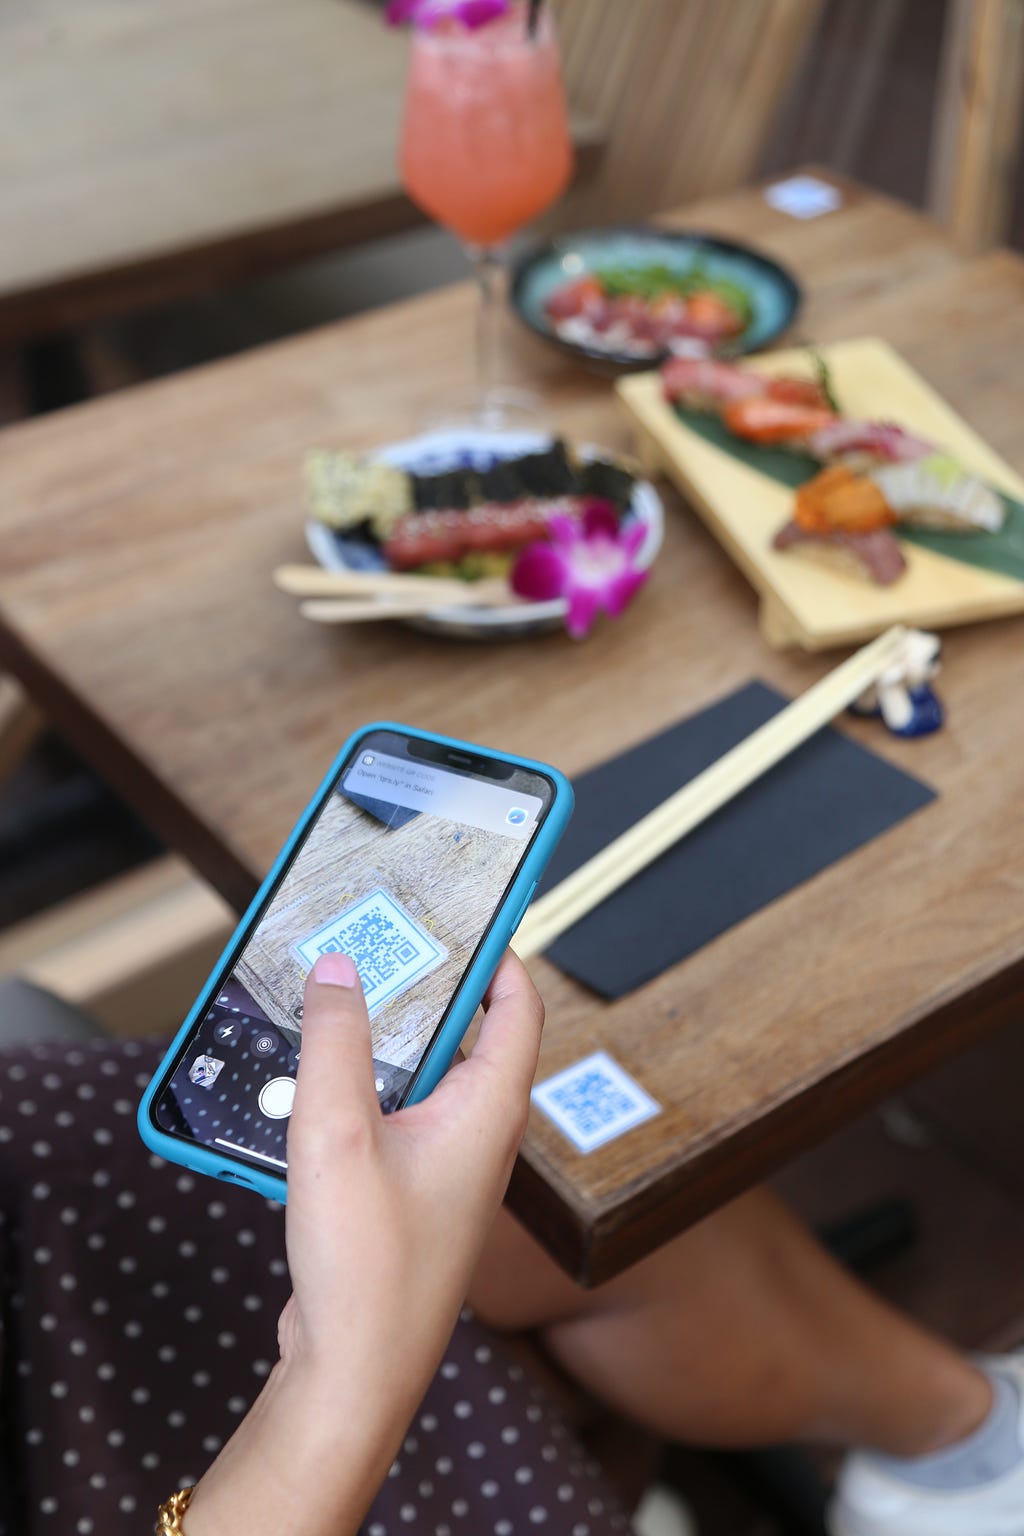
xmin=921 ymin=452 xmax=964 ymax=488
xmin=416 ymin=553 xmax=514 ymax=582
xmin=811 ymin=347 xmax=840 ymax=412
xmin=589 ymin=261 xmax=753 ymax=325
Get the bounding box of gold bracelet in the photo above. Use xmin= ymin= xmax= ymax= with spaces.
xmin=154 ymin=1486 xmax=195 ymax=1535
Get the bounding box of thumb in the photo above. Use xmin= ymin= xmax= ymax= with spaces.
xmin=288 ymin=954 xmax=380 ymax=1156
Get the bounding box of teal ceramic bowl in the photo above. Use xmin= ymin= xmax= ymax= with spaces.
xmin=510 ymin=226 xmax=802 ymax=368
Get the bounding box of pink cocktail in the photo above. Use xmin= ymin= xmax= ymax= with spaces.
xmin=399 ymin=4 xmax=573 ymax=412
xmin=401 ymin=8 xmax=571 ymax=247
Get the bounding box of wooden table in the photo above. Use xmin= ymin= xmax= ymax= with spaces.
xmin=0 ymin=0 xmax=598 ymax=345
xmin=3 ymin=173 xmax=1024 ymax=1285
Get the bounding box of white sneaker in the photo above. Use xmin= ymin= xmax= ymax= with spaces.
xmin=633 ymin=1482 xmax=698 ymax=1536
xmin=828 ymin=1357 xmax=1024 ymax=1536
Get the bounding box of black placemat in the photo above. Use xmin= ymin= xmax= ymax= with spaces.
xmin=539 ymin=681 xmax=936 ymax=998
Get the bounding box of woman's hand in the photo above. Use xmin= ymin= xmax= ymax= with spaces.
xmin=185 ymin=949 xmax=544 ymax=1536
xmin=281 ymin=947 xmax=543 ymax=1383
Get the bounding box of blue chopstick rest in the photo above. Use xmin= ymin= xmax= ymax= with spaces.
xmin=851 ymin=683 xmax=944 ymax=737
xmin=849 ymin=629 xmax=944 ymax=738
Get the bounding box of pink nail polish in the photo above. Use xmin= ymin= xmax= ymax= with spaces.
xmin=313 ymin=953 xmax=359 ymax=988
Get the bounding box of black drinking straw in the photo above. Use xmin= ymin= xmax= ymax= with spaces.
xmin=527 ymin=0 xmax=543 ymax=38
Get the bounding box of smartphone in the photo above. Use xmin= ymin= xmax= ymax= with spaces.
xmin=138 ymin=722 xmax=573 ymax=1199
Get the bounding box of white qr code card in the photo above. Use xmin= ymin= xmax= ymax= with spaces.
xmin=532 ymin=1050 xmax=660 ymax=1154
xmin=292 ymin=889 xmax=447 ymax=1018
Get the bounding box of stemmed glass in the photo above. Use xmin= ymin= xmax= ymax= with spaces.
xmin=398 ymin=2 xmax=573 ymax=423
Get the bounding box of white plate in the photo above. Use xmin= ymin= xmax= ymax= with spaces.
xmin=305 ymin=428 xmax=664 ymax=640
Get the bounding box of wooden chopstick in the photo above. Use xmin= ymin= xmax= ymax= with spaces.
xmin=513 ymin=625 xmax=909 ymax=960
xmin=300 ymin=592 xmax=517 ymax=623
xmin=275 ymin=564 xmax=508 ymax=605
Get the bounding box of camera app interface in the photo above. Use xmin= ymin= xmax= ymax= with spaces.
xmin=153 ymin=733 xmax=550 ymax=1175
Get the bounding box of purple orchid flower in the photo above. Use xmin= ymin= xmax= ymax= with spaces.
xmin=511 ymin=501 xmax=649 ymax=639
xmin=385 ymin=0 xmax=513 ymax=29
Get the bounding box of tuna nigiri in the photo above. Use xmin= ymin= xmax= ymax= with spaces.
xmin=661 ymin=356 xmax=767 ymax=411
xmin=773 ymin=521 xmax=907 ymax=586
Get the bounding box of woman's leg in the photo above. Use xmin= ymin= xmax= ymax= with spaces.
xmin=470 ymin=1189 xmax=992 ymax=1458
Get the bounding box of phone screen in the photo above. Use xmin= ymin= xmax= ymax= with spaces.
xmin=149 ymin=729 xmax=555 ymax=1177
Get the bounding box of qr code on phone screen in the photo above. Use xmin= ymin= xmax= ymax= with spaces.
xmin=293 ymin=889 xmax=446 ymax=1017
xmin=532 ymin=1051 xmax=660 ymax=1153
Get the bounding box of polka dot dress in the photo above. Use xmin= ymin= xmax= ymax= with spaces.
xmin=0 ymin=1039 xmax=632 ymax=1535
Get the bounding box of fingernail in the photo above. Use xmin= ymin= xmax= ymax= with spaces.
xmin=313 ymin=953 xmax=359 ymax=988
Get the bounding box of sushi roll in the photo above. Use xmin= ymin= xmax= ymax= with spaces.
xmin=305 ymin=451 xmax=413 ymax=538
xmin=383 ymin=499 xmax=566 ymax=573
xmin=410 ymin=466 xmax=481 ymax=511
xmin=576 ymin=456 xmax=637 ymax=508
xmin=508 ymin=441 xmax=578 ymax=498
xmin=479 ymin=458 xmax=534 ymax=504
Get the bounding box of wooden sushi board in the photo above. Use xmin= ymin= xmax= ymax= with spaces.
xmin=616 ymin=337 xmax=1024 ymax=651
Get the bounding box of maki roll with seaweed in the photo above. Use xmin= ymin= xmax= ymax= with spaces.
xmin=305 ymin=437 xmax=642 ymax=579
xmin=576 ymin=456 xmax=638 ymax=508
xmin=305 ymin=451 xmax=412 ymax=539
xmin=410 ymin=466 xmax=480 ymax=510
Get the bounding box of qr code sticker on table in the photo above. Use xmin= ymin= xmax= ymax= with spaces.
xmin=763 ymin=174 xmax=843 ymax=220
xmin=292 ymin=889 xmax=447 ymax=1018
xmin=531 ymin=1050 xmax=660 ymax=1153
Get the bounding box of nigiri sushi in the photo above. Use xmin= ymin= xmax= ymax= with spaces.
xmin=794 ymin=464 xmax=896 ymax=534
xmin=722 ymin=395 xmax=837 ymax=447
xmin=807 ymin=419 xmax=935 ymax=471
xmin=661 ymin=355 xmax=833 ymax=414
xmin=871 ymin=453 xmax=1005 ymax=533
xmin=662 ymin=356 xmax=766 ymax=411
xmin=773 ymin=520 xmax=907 ymax=586
xmin=793 ymin=456 xmax=1005 ymax=536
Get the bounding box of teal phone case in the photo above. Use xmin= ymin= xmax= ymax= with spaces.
xmin=137 ymin=722 xmax=573 ymax=1201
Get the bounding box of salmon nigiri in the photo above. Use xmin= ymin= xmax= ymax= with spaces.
xmin=722 ymin=395 xmax=837 ymax=446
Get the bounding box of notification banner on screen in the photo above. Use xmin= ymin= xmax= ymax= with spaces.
xmin=343 ymin=751 xmax=542 ymax=838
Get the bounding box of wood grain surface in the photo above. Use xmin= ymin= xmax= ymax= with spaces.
xmin=235 ymin=793 xmax=522 ymax=1068
xmin=2 ymin=173 xmax=1024 ymax=1282
xmin=0 ymin=0 xmax=414 ymax=341
xmin=928 ymin=0 xmax=1024 ymax=254
xmin=0 ymin=0 xmax=603 ymax=344
xmin=550 ymin=0 xmax=822 ymax=229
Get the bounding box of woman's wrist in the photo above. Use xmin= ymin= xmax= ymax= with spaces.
xmin=184 ymin=1354 xmax=399 ymax=1536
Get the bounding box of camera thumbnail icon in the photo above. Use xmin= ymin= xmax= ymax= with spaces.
xmin=189 ymin=1054 xmax=225 ymax=1089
